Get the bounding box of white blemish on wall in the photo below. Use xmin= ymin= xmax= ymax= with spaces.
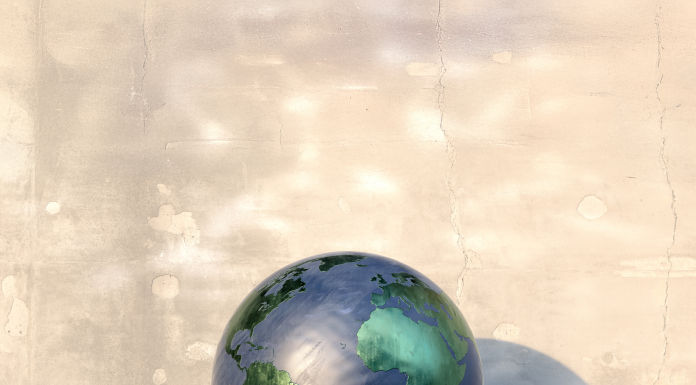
xmin=405 ymin=62 xmax=440 ymax=76
xmin=152 ymin=275 xmax=179 ymax=299
xmin=577 ymin=195 xmax=607 ymax=220
xmin=615 ymin=257 xmax=696 ymax=278
xmin=185 ymin=341 xmax=216 ymax=361
xmin=5 ymin=298 xmax=28 ymax=337
xmin=3 ymin=274 xmax=28 ymax=337
xmin=2 ymin=275 xmax=17 ymax=298
xmin=152 ymin=368 xmax=166 ymax=385
xmin=147 ymin=205 xmax=200 ymax=246
xmin=407 ymin=109 xmax=446 ymax=142
xmin=337 ymin=197 xmax=350 ymax=214
xmin=285 ymin=96 xmax=318 ymax=114
xmin=491 ymin=50 xmax=512 ymax=64
xmin=156 ymin=184 xmax=171 ymax=195
xmin=492 ymin=323 xmax=520 ymax=341
xmin=0 ymin=343 xmax=11 ymax=354
xmin=581 ymin=357 xmax=593 ymax=363
xmin=46 ymin=201 xmax=60 ymax=215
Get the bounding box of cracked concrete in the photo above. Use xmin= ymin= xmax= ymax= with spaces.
xmin=653 ymin=1 xmax=678 ymax=383
xmin=2 ymin=0 xmax=696 ymax=384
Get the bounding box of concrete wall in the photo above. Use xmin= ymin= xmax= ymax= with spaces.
xmin=1 ymin=0 xmax=694 ymax=384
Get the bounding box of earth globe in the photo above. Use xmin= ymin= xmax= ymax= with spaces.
xmin=212 ymin=252 xmax=483 ymax=385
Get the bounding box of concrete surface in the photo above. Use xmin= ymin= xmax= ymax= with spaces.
xmin=1 ymin=0 xmax=695 ymax=384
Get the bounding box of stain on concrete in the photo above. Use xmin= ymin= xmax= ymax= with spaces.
xmin=577 ymin=195 xmax=607 ymax=220
xmin=405 ymin=62 xmax=440 ymax=76
xmin=45 ymin=202 xmax=60 ymax=215
xmin=185 ymin=341 xmax=215 ymax=361
xmin=152 ymin=275 xmax=179 ymax=299
xmin=337 ymin=196 xmax=350 ymax=214
xmin=152 ymin=368 xmax=166 ymax=385
xmin=493 ymin=323 xmax=520 ymax=341
xmin=602 ymin=352 xmax=614 ymax=363
xmin=156 ymin=184 xmax=171 ymax=195
xmin=148 ymin=204 xmax=200 ymax=246
xmin=491 ymin=50 xmax=512 ymax=63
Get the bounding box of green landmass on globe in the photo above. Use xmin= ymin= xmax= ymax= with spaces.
xmin=213 ymin=253 xmax=483 ymax=385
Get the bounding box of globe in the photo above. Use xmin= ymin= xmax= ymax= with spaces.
xmin=212 ymin=252 xmax=483 ymax=385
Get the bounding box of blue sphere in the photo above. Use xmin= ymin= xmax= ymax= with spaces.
xmin=213 ymin=252 xmax=483 ymax=385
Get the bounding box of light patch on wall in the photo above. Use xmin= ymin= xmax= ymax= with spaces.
xmin=186 ymin=341 xmax=216 ymax=360
xmin=359 ymin=173 xmax=397 ymax=193
xmin=237 ymin=55 xmax=284 ymax=66
xmin=405 ymin=62 xmax=440 ymax=76
xmin=148 ymin=205 xmax=200 ymax=246
xmin=45 ymin=201 xmax=60 ymax=215
xmin=152 ymin=368 xmax=167 ymax=385
xmin=491 ymin=50 xmax=512 ymax=64
xmin=577 ymin=195 xmax=607 ymax=220
xmin=152 ymin=275 xmax=179 ymax=299
xmin=285 ymin=96 xmax=318 ymax=114
xmin=337 ymin=85 xmax=377 ymax=91
xmin=3 ymin=274 xmax=28 ymax=337
xmin=492 ymin=323 xmax=520 ymax=341
xmin=616 ymin=257 xmax=696 ymax=278
xmin=2 ymin=275 xmax=17 ymax=298
xmin=338 ymin=197 xmax=350 ymax=214
xmin=407 ymin=109 xmax=445 ymax=142
xmin=157 ymin=184 xmax=171 ymax=195
xmin=4 ymin=299 xmax=28 ymax=337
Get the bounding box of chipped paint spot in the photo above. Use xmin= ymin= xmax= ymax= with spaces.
xmin=186 ymin=341 xmax=215 ymax=360
xmin=152 ymin=368 xmax=166 ymax=385
xmin=577 ymin=195 xmax=607 ymax=220
xmin=405 ymin=62 xmax=440 ymax=76
xmin=338 ymin=197 xmax=350 ymax=214
xmin=582 ymin=357 xmax=593 ymax=363
xmin=4 ymin=298 xmax=28 ymax=337
xmin=2 ymin=275 xmax=16 ymax=298
xmin=46 ymin=202 xmax=60 ymax=215
xmin=148 ymin=205 xmax=200 ymax=246
xmin=0 ymin=343 xmax=11 ymax=354
xmin=491 ymin=50 xmax=512 ymax=63
xmin=157 ymin=184 xmax=171 ymax=195
xmin=152 ymin=275 xmax=179 ymax=299
xmin=493 ymin=323 xmax=520 ymax=341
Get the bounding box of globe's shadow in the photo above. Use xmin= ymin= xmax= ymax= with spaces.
xmin=477 ymin=339 xmax=587 ymax=385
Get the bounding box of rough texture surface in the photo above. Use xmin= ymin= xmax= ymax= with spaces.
xmin=0 ymin=0 xmax=695 ymax=383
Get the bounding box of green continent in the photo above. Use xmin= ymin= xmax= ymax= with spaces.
xmin=224 ymin=255 xmax=365 ymax=360
xmin=224 ymin=265 xmax=307 ymax=358
xmin=316 ymin=254 xmax=365 ymax=271
xmin=371 ymin=273 xmax=474 ymax=361
xmin=356 ymin=307 xmax=467 ymax=385
xmin=243 ymin=362 xmax=297 ymax=385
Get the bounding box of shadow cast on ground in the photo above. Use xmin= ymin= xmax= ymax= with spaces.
xmin=477 ymin=339 xmax=587 ymax=385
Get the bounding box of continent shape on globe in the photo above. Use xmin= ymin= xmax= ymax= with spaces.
xmin=212 ymin=252 xmax=483 ymax=385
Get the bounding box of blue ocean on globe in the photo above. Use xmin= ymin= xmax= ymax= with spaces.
xmin=212 ymin=252 xmax=483 ymax=385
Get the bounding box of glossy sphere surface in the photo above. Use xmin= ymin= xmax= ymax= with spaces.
xmin=212 ymin=252 xmax=483 ymax=385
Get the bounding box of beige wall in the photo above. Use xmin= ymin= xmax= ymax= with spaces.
xmin=1 ymin=0 xmax=695 ymax=384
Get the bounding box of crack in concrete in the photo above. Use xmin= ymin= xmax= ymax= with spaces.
xmin=653 ymin=2 xmax=676 ymax=384
xmin=435 ymin=0 xmax=469 ymax=299
xmin=140 ymin=0 xmax=150 ymax=133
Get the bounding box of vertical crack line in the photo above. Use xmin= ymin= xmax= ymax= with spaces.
xmin=653 ymin=1 xmax=676 ymax=384
xmin=278 ymin=117 xmax=283 ymax=151
xmin=436 ymin=0 xmax=469 ymax=297
xmin=140 ymin=0 xmax=150 ymax=133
